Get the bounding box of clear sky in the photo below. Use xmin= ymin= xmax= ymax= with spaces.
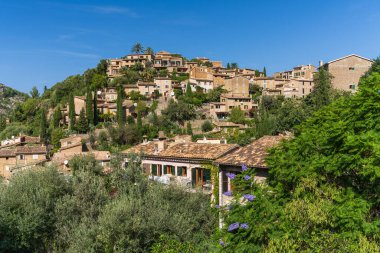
xmin=0 ymin=0 xmax=379 ymax=93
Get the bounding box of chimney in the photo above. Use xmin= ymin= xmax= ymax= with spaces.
xmin=142 ymin=135 xmax=148 ymax=144
xmin=319 ymin=60 xmax=324 ymax=67
xmin=155 ymin=141 xmax=165 ymax=153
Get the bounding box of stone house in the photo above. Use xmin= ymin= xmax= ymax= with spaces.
xmin=0 ymin=146 xmax=48 ymax=180
xmin=153 ymin=51 xmax=187 ymax=73
xmin=223 ymin=76 xmax=250 ymax=96
xmin=106 ymin=54 xmax=154 ymax=80
xmin=154 ymin=77 xmax=175 ymax=99
xmin=210 ymin=94 xmax=257 ymax=120
xmin=122 ymin=139 xmax=239 ymax=190
xmin=215 ymin=135 xmax=289 ymax=206
xmin=51 ymin=135 xmax=111 ymax=173
xmin=321 ymin=54 xmax=373 ymax=92
xmin=137 ymin=81 xmax=158 ymax=97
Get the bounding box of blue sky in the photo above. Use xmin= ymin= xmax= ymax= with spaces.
xmin=0 ymin=0 xmax=379 ymax=93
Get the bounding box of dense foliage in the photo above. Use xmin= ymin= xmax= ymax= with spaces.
xmin=0 ymin=155 xmax=217 ymax=252
xmin=216 ymin=59 xmax=380 ymax=252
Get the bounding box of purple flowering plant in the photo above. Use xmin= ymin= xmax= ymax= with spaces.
xmin=223 ymin=191 xmax=233 ymax=196
xmin=243 ymin=194 xmax=256 ymax=202
xmin=228 ymin=222 xmax=240 ymax=232
xmin=226 ymin=172 xmax=236 ymax=180
xmin=240 ymin=223 xmax=249 ymax=229
xmin=244 ymin=175 xmax=251 ymax=181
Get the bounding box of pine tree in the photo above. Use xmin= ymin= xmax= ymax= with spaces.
xmin=0 ymin=116 xmax=6 ymax=132
xmin=39 ymin=108 xmax=48 ymax=144
xmin=77 ymin=108 xmax=89 ymax=133
xmin=227 ymin=63 xmax=231 ymax=69
xmin=93 ymin=92 xmax=99 ymax=126
xmin=116 ymin=86 xmax=126 ymax=126
xmin=52 ymin=106 xmax=62 ymax=128
xmin=185 ymin=83 xmax=193 ymax=97
xmin=186 ymin=122 xmax=193 ymax=135
xmin=69 ymin=93 xmax=76 ymax=130
xmin=263 ymin=66 xmax=267 ymax=77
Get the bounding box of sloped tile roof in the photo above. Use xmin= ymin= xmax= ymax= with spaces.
xmin=123 ymin=141 xmax=239 ymax=161
xmin=215 ymin=135 xmax=290 ymax=168
xmin=0 ymin=149 xmax=16 ymax=157
xmin=15 ymin=146 xmax=47 ymax=154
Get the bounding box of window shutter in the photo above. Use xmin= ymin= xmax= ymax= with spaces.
xmin=177 ymin=167 xmax=182 ymax=176
xmin=171 ymin=166 xmax=175 ymax=175
xmin=204 ymin=169 xmax=211 ymax=182
xmin=152 ymin=164 xmax=157 ymax=176
xmin=163 ymin=165 xmax=167 ymax=174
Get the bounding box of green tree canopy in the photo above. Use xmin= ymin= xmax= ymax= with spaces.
xmin=131 ymin=42 xmax=143 ymax=54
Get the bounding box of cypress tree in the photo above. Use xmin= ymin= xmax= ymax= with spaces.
xmin=136 ymin=112 xmax=143 ymax=137
xmin=52 ymin=106 xmax=62 ymax=128
xmin=77 ymin=108 xmax=89 ymax=133
xmin=116 ymin=86 xmax=126 ymax=126
xmin=186 ymin=122 xmax=193 ymax=135
xmin=263 ymin=66 xmax=267 ymax=77
xmin=0 ymin=116 xmax=6 ymax=132
xmin=93 ymin=92 xmax=99 ymax=126
xmin=68 ymin=93 xmax=76 ymax=130
xmin=227 ymin=63 xmax=231 ymax=69
xmin=306 ymin=67 xmax=333 ymax=109
xmin=185 ymin=83 xmax=193 ymax=97
xmin=86 ymin=89 xmax=94 ymax=125
xmin=39 ymin=108 xmax=48 ymax=144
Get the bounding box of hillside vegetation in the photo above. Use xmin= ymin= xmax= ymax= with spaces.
xmin=216 ymin=58 xmax=380 ymax=252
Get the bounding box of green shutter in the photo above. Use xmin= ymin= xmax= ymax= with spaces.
xmin=163 ymin=165 xmax=167 ymax=174
xmin=204 ymin=169 xmax=211 ymax=183
xmin=177 ymin=167 xmax=182 ymax=176
xmin=171 ymin=166 xmax=175 ymax=175
xmin=152 ymin=164 xmax=157 ymax=176
xmin=191 ymin=168 xmax=196 ymax=187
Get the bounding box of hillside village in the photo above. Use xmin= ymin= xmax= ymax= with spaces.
xmin=0 ymin=44 xmax=373 ymax=194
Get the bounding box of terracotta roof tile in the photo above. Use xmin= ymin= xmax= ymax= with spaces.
xmin=123 ymin=141 xmax=239 ymax=160
xmin=15 ymin=146 xmax=47 ymax=154
xmin=0 ymin=149 xmax=16 ymax=157
xmin=215 ymin=135 xmax=290 ymax=168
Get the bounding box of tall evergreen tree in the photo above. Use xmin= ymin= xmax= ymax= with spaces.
xmin=263 ymin=66 xmax=267 ymax=77
xmin=136 ymin=112 xmax=143 ymax=137
xmin=68 ymin=93 xmax=76 ymax=130
xmin=0 ymin=116 xmax=6 ymax=132
xmin=185 ymin=83 xmax=193 ymax=97
xmin=39 ymin=108 xmax=48 ymax=144
xmin=52 ymin=106 xmax=62 ymax=128
xmin=227 ymin=63 xmax=231 ymax=69
xmin=306 ymin=67 xmax=333 ymax=109
xmin=86 ymin=90 xmax=94 ymax=125
xmin=76 ymin=108 xmax=89 ymax=133
xmin=116 ymin=86 xmax=126 ymax=126
xmin=186 ymin=122 xmax=193 ymax=135
xmin=93 ymin=93 xmax=99 ymax=126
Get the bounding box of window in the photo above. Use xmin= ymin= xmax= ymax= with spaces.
xmin=19 ymin=154 xmax=25 ymax=160
xmin=349 ymin=67 xmax=355 ymax=70
xmin=302 ymin=88 xmax=305 ymax=94
xmin=244 ymin=105 xmax=248 ymax=109
xmin=32 ymin=154 xmax=39 ymax=160
xmin=177 ymin=166 xmax=187 ymax=177
xmin=216 ymin=105 xmax=220 ymax=109
xmin=349 ymin=84 xmax=356 ymax=90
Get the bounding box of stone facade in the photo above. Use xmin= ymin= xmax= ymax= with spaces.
xmin=223 ymin=76 xmax=250 ymax=96
xmin=323 ymin=54 xmax=373 ymax=92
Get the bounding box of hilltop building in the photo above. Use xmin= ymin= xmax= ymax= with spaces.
xmin=321 ymin=54 xmax=373 ymax=92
